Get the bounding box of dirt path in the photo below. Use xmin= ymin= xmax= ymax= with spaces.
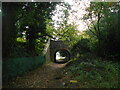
xmin=4 ymin=63 xmax=69 ymax=88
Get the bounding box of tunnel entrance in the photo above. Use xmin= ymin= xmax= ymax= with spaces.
xmin=54 ymin=49 xmax=70 ymax=63
xmin=45 ymin=40 xmax=71 ymax=63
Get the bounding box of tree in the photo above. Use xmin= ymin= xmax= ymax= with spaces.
xmin=2 ymin=3 xmax=20 ymax=59
xmin=47 ymin=2 xmax=79 ymax=47
xmin=83 ymin=2 xmax=120 ymax=59
xmin=2 ymin=2 xmax=59 ymax=58
xmin=16 ymin=2 xmax=59 ymax=55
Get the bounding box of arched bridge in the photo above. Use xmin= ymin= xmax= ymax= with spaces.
xmin=43 ymin=39 xmax=71 ymax=63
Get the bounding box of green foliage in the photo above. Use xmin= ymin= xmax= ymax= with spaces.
xmin=83 ymin=2 xmax=120 ymax=59
xmin=57 ymin=24 xmax=79 ymax=46
xmin=47 ymin=3 xmax=79 ymax=47
xmin=65 ymin=57 xmax=119 ymax=88
xmin=10 ymin=45 xmax=29 ymax=58
xmin=16 ymin=37 xmax=26 ymax=43
xmin=15 ymin=2 xmax=59 ymax=54
xmin=46 ymin=19 xmax=55 ymax=36
xmin=46 ymin=17 xmax=80 ymax=47
xmin=2 ymin=2 xmax=60 ymax=58
xmin=3 ymin=56 xmax=45 ymax=82
xmin=71 ymin=38 xmax=90 ymax=58
xmin=35 ymin=39 xmax=45 ymax=55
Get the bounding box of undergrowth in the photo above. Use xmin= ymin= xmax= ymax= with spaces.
xmin=64 ymin=55 xmax=119 ymax=88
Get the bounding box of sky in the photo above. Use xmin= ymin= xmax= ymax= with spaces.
xmin=67 ymin=0 xmax=90 ymax=32
xmin=52 ymin=0 xmax=91 ymax=33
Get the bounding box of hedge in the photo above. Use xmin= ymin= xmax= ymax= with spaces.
xmin=2 ymin=56 xmax=45 ymax=81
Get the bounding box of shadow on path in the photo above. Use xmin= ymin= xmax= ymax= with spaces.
xmin=4 ymin=63 xmax=68 ymax=88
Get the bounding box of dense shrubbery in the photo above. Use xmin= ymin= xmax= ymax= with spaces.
xmin=71 ymin=38 xmax=91 ymax=57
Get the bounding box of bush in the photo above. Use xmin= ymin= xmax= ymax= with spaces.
xmin=71 ymin=38 xmax=90 ymax=58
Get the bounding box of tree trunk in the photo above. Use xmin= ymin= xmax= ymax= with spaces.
xmin=2 ymin=3 xmax=18 ymax=59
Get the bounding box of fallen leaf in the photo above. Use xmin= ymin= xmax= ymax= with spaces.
xmin=70 ymin=80 xmax=78 ymax=83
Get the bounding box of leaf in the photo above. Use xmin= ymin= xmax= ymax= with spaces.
xmin=70 ymin=80 xmax=78 ymax=83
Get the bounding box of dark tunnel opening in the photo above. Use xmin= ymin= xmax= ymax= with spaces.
xmin=54 ymin=49 xmax=70 ymax=64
